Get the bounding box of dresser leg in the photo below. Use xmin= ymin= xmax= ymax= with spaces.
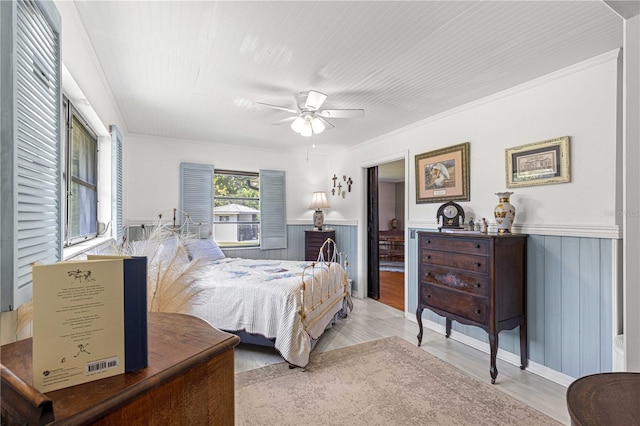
xmin=519 ymin=322 xmax=528 ymax=370
xmin=416 ymin=307 xmax=424 ymax=346
xmin=445 ymin=318 xmax=452 ymax=338
xmin=489 ymin=332 xmax=499 ymax=384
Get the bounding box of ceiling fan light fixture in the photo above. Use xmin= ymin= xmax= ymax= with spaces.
xmin=311 ymin=116 xmax=325 ymax=134
xmin=291 ymin=116 xmax=305 ymax=133
xmin=300 ymin=118 xmax=313 ymax=137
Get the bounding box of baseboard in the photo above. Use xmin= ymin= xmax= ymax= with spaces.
xmin=415 ymin=316 xmax=575 ymax=387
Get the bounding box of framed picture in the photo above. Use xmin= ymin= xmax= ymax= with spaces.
xmin=415 ymin=142 xmax=470 ymax=204
xmin=505 ymin=136 xmax=570 ymax=188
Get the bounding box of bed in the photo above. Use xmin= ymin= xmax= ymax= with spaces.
xmin=124 ymin=224 xmax=352 ymax=368
xmin=187 ymin=243 xmax=351 ymax=367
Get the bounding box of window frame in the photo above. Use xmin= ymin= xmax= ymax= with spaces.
xmin=213 ymin=169 xmax=260 ymax=248
xmin=63 ymin=96 xmax=99 ymax=247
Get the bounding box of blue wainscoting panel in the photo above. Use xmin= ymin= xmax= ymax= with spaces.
xmin=600 ymin=239 xmax=613 ymax=375
xmin=561 ymin=237 xmax=581 ymax=378
xmin=221 ymin=224 xmax=358 ymax=291
xmin=543 ymin=236 xmax=563 ymax=372
xmin=410 ymin=229 xmax=614 ymax=378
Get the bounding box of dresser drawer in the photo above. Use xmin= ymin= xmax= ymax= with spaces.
xmin=420 ymin=236 xmax=489 ymax=255
xmin=420 ymin=284 xmax=488 ymax=324
xmin=421 ymin=249 xmax=488 ymax=274
xmin=420 ymin=265 xmax=489 ymax=296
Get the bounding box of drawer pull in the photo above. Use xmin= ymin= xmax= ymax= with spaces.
xmin=426 ymin=272 xmax=431 ymax=277
xmin=474 ymin=309 xmax=481 ymax=314
xmin=426 ymin=255 xmax=431 ymax=259
xmin=427 ymin=240 xmax=431 ymax=244
xmin=427 ymin=294 xmax=431 ymax=299
xmin=475 ymin=283 xmax=481 ymax=288
xmin=475 ymin=244 xmax=481 ymax=249
xmin=475 ymin=262 xmax=482 ymax=267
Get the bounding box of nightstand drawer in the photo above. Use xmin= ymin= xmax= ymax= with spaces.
xmin=420 ymin=265 xmax=488 ymax=296
xmin=305 ymin=230 xmax=336 ymax=261
xmin=420 ymin=284 xmax=488 ymax=324
xmin=421 ymin=250 xmax=488 ymax=274
xmin=420 ymin=236 xmax=489 ymax=255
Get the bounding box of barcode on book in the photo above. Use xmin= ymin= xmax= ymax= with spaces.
xmin=86 ymin=356 xmax=119 ymax=374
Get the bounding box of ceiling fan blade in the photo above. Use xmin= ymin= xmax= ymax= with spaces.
xmin=304 ymin=90 xmax=328 ymax=110
xmin=254 ymin=102 xmax=298 ymax=114
xmin=269 ymin=116 xmax=297 ymax=125
xmin=316 ymin=115 xmax=335 ymax=129
xmin=317 ymin=109 xmax=365 ymax=119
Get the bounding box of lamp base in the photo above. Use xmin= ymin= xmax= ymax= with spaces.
xmin=313 ymin=210 xmax=324 ymax=230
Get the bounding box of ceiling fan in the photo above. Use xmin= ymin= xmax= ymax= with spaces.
xmin=255 ymin=90 xmax=364 ymax=137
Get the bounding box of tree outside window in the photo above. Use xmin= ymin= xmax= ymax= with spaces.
xmin=214 ymin=170 xmax=260 ymax=247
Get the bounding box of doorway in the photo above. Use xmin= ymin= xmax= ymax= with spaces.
xmin=367 ymin=160 xmax=405 ymax=311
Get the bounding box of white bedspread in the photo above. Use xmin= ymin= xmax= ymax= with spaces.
xmin=187 ymin=257 xmax=349 ymax=367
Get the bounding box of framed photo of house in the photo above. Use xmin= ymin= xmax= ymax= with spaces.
xmin=505 ymin=136 xmax=570 ymax=188
xmin=415 ymin=142 xmax=470 ymax=204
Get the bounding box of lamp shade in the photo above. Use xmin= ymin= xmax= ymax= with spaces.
xmin=300 ymin=118 xmax=313 ymax=137
xmin=311 ymin=116 xmax=325 ymax=134
xmin=291 ymin=116 xmax=305 ymax=133
xmin=309 ymin=191 xmax=330 ymax=210
xmin=291 ymin=113 xmax=326 ymax=137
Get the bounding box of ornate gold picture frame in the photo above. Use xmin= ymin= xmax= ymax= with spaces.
xmin=505 ymin=136 xmax=570 ymax=188
xmin=415 ymin=142 xmax=470 ymax=204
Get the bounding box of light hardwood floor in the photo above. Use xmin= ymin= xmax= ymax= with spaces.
xmin=234 ymin=297 xmax=570 ymax=425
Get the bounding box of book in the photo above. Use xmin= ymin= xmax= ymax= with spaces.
xmin=32 ymin=256 xmax=147 ymax=393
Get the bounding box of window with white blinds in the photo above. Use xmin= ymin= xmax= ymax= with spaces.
xmin=110 ymin=125 xmax=123 ymax=244
xmin=179 ymin=164 xmax=286 ymax=249
xmin=0 ymin=0 xmax=62 ymax=310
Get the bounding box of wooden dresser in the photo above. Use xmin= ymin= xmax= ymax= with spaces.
xmin=1 ymin=312 xmax=240 ymax=425
xmin=379 ymin=230 xmax=404 ymax=262
xmin=416 ymin=231 xmax=527 ymax=384
xmin=305 ymin=229 xmax=336 ymax=261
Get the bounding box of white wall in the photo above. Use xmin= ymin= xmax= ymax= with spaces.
xmin=623 ymin=14 xmax=640 ymax=372
xmin=337 ymin=51 xmax=621 ymax=239
xmin=123 ymin=135 xmax=329 ymax=224
xmin=56 ymin=1 xmax=126 ymax=239
xmin=321 ymin=51 xmax=622 ymax=300
xmin=378 ymin=181 xmax=397 ymax=230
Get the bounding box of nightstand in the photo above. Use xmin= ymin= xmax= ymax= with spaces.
xmin=304 ymin=229 xmax=336 ymax=261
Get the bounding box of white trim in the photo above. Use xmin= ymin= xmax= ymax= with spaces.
xmin=359 ymin=150 xmax=409 ymax=169
xmin=63 ymin=236 xmax=114 ymax=260
xmin=125 ymin=218 xmax=359 ymax=227
xmin=411 ymin=316 xmax=575 ymax=387
xmin=357 ymin=150 xmax=410 ymax=301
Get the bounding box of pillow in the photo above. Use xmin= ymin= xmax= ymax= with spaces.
xmin=186 ymin=238 xmax=225 ymax=262
xmin=158 ymin=234 xmax=191 ymax=265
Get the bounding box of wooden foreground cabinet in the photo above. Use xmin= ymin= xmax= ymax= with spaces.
xmin=1 ymin=312 xmax=240 ymax=425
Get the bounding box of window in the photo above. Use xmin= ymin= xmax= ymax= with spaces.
xmin=214 ymin=170 xmax=260 ymax=247
xmin=63 ymin=97 xmax=98 ymax=246
xmin=180 ymin=164 xmax=285 ymax=250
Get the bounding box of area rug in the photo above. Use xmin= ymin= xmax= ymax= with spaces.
xmin=380 ymin=260 xmax=404 ymax=272
xmin=235 ymin=336 xmax=561 ymax=425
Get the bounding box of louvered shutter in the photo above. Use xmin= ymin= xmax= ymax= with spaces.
xmin=0 ymin=0 xmax=62 ymax=310
xmin=110 ymin=125 xmax=123 ymax=244
xmin=259 ymin=170 xmax=287 ymax=249
xmin=180 ymin=163 xmax=214 ymax=238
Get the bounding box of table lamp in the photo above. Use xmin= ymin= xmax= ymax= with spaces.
xmin=309 ymin=191 xmax=330 ymax=230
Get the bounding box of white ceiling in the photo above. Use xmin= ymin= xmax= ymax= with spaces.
xmin=71 ymin=1 xmax=627 ymax=154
